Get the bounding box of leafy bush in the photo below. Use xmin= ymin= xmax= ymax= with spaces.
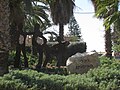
xmin=1 ymin=58 xmax=120 ymax=90
xmin=8 ymin=50 xmax=38 ymax=68
xmin=8 ymin=50 xmax=16 ymax=66
xmin=0 ymin=70 xmax=98 ymax=90
xmin=86 ymin=67 xmax=120 ymax=90
xmin=99 ymin=56 xmax=120 ymax=70
xmin=84 ymin=56 xmax=120 ymax=89
xmin=6 ymin=52 xmax=120 ymax=90
xmin=40 ymin=66 xmax=68 ymax=75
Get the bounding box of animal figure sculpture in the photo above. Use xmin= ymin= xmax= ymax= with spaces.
xmin=43 ymin=41 xmax=87 ymax=67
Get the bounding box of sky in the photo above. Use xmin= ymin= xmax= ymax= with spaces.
xmin=46 ymin=0 xmax=105 ymax=52
xmin=72 ymin=0 xmax=105 ymax=52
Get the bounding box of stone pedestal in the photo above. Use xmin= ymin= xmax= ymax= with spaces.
xmin=66 ymin=52 xmax=100 ymax=74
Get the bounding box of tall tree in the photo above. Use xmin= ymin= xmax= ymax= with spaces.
xmin=48 ymin=0 xmax=75 ymax=66
xmin=68 ymin=15 xmax=81 ymax=37
xmin=24 ymin=1 xmax=51 ymax=32
xmin=110 ymin=1 xmax=120 ymax=53
xmin=0 ymin=0 xmax=10 ymax=75
xmin=48 ymin=0 xmax=75 ymax=41
xmin=9 ymin=0 xmax=51 ymax=68
xmin=91 ymin=0 xmax=117 ymax=58
xmin=113 ymin=20 xmax=120 ymax=52
xmin=10 ymin=0 xmax=51 ymax=48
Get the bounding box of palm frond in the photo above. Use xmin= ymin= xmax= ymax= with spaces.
xmin=23 ymin=0 xmax=33 ymax=14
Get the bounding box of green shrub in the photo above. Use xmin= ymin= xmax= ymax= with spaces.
xmin=84 ymin=56 xmax=120 ymax=90
xmin=8 ymin=50 xmax=16 ymax=66
xmin=5 ymin=55 xmax=120 ymax=90
xmin=99 ymin=56 xmax=120 ymax=70
xmin=86 ymin=67 xmax=120 ymax=90
xmin=0 ymin=70 xmax=98 ymax=90
xmin=0 ymin=77 xmax=27 ymax=90
xmin=8 ymin=50 xmax=38 ymax=68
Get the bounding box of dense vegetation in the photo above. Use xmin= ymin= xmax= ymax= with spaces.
xmin=0 ymin=56 xmax=120 ymax=90
xmin=0 ymin=0 xmax=120 ymax=89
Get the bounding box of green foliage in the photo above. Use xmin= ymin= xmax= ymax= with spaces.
xmin=8 ymin=50 xmax=16 ymax=66
xmin=1 ymin=56 xmax=120 ymax=90
xmin=27 ymin=53 xmax=38 ymax=68
xmin=68 ymin=15 xmax=81 ymax=38
xmin=40 ymin=66 xmax=68 ymax=75
xmin=8 ymin=50 xmax=38 ymax=69
xmin=84 ymin=56 xmax=120 ymax=89
xmin=104 ymin=11 xmax=119 ymax=30
xmin=48 ymin=0 xmax=75 ymax=25
xmin=67 ymin=36 xmax=81 ymax=42
xmin=113 ymin=45 xmax=120 ymax=52
xmin=7 ymin=50 xmax=120 ymax=90
xmin=24 ymin=1 xmax=51 ymax=32
xmin=0 ymin=70 xmax=98 ymax=90
xmin=86 ymin=67 xmax=120 ymax=90
xmin=94 ymin=0 xmax=119 ymax=29
xmin=99 ymin=56 xmax=120 ymax=70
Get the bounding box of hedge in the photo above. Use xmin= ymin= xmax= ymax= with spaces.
xmin=4 ymin=56 xmax=120 ymax=90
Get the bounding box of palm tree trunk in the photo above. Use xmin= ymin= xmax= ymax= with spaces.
xmin=59 ymin=23 xmax=64 ymax=41
xmin=0 ymin=52 xmax=9 ymax=75
xmin=105 ymin=28 xmax=112 ymax=58
xmin=90 ymin=0 xmax=113 ymax=58
xmin=0 ymin=0 xmax=10 ymax=76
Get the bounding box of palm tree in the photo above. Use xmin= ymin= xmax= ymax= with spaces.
xmin=90 ymin=0 xmax=117 ymax=58
xmin=0 ymin=0 xmax=10 ymax=75
xmin=10 ymin=0 xmax=51 ymax=47
xmin=109 ymin=1 xmax=120 ymax=53
xmin=48 ymin=0 xmax=75 ymax=40
xmin=9 ymin=0 xmax=24 ymax=48
xmin=24 ymin=1 xmax=51 ymax=32
xmin=9 ymin=0 xmax=52 ymax=68
xmin=45 ymin=0 xmax=75 ymax=66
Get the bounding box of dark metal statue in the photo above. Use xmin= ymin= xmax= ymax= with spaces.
xmin=14 ymin=24 xmax=28 ymax=68
xmin=52 ymin=36 xmax=70 ymax=67
xmin=32 ymin=23 xmax=47 ymax=69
